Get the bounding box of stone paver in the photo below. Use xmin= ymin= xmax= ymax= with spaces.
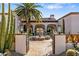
xmin=26 ymin=39 xmax=53 ymax=56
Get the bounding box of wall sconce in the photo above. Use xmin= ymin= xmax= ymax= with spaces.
xmin=19 ymin=24 xmax=24 ymax=33
xmin=58 ymin=25 xmax=61 ymax=34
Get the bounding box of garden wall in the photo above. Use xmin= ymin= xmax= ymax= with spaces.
xmin=54 ymin=35 xmax=66 ymax=55
xmin=15 ymin=34 xmax=27 ymax=54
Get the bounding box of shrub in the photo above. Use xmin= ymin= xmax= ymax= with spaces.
xmin=75 ymin=44 xmax=79 ymax=51
xmin=66 ymin=49 xmax=76 ymax=56
xmin=45 ymin=36 xmax=50 ymax=40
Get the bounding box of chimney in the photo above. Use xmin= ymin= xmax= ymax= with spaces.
xmin=50 ymin=15 xmax=54 ymax=18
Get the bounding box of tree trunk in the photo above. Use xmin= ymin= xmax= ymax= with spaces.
xmin=26 ymin=17 xmax=30 ymax=53
xmin=26 ymin=23 xmax=29 ymax=53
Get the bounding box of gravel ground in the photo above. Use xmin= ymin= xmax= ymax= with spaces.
xmin=11 ymin=51 xmax=24 ymax=56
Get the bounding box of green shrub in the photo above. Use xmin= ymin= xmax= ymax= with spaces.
xmin=66 ymin=49 xmax=76 ymax=56
xmin=45 ymin=36 xmax=50 ymax=40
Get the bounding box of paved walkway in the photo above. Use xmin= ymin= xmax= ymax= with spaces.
xmin=26 ymin=39 xmax=53 ymax=56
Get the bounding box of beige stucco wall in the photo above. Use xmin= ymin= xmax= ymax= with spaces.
xmin=15 ymin=34 xmax=26 ymax=54
xmin=64 ymin=15 xmax=71 ymax=34
xmin=15 ymin=16 xmax=21 ymax=34
xmin=58 ymin=14 xmax=79 ymax=34
xmin=58 ymin=18 xmax=63 ymax=32
xmin=55 ymin=35 xmax=66 ymax=55
xmin=58 ymin=15 xmax=71 ymax=34
xmin=70 ymin=14 xmax=79 ymax=34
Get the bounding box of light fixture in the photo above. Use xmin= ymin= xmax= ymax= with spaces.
xmin=58 ymin=25 xmax=61 ymax=34
xmin=19 ymin=24 xmax=24 ymax=33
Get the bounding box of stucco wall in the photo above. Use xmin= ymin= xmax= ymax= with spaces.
xmin=55 ymin=35 xmax=66 ymax=55
xmin=58 ymin=14 xmax=79 ymax=34
xmin=58 ymin=19 xmax=63 ymax=32
xmin=64 ymin=15 xmax=71 ymax=34
xmin=15 ymin=34 xmax=26 ymax=54
xmin=58 ymin=15 xmax=71 ymax=34
xmin=70 ymin=14 xmax=79 ymax=34
xmin=15 ymin=16 xmax=21 ymax=34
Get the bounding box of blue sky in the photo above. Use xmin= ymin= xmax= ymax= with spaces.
xmin=0 ymin=3 xmax=79 ymax=19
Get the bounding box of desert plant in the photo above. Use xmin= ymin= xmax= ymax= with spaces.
xmin=0 ymin=3 xmax=6 ymax=53
xmin=66 ymin=49 xmax=76 ymax=56
xmin=4 ymin=3 xmax=15 ymax=52
xmin=4 ymin=10 xmax=15 ymax=51
xmin=8 ymin=10 xmax=15 ymax=49
xmin=4 ymin=3 xmax=11 ymax=50
xmin=0 ymin=3 xmax=15 ymax=54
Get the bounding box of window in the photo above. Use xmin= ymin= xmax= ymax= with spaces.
xmin=23 ymin=25 xmax=27 ymax=32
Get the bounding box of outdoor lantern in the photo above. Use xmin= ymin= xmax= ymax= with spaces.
xmin=19 ymin=24 xmax=24 ymax=33
xmin=58 ymin=25 xmax=61 ymax=34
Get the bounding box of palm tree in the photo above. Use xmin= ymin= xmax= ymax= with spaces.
xmin=15 ymin=3 xmax=42 ymax=52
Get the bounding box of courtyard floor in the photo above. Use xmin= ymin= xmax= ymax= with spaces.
xmin=26 ymin=39 xmax=53 ymax=56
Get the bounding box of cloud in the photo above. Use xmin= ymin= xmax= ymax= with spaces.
xmin=47 ymin=4 xmax=78 ymax=10
xmin=71 ymin=5 xmax=76 ymax=8
xmin=47 ymin=4 xmax=63 ymax=9
xmin=68 ymin=5 xmax=76 ymax=9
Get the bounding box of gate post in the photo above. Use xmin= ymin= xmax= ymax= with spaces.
xmin=54 ymin=35 xmax=66 ymax=55
xmin=15 ymin=33 xmax=27 ymax=54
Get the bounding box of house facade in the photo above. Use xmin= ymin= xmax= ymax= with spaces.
xmin=58 ymin=12 xmax=79 ymax=34
xmin=1 ymin=12 xmax=79 ymax=35
xmin=15 ymin=15 xmax=58 ymax=35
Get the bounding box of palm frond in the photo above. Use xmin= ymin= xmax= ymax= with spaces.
xmin=15 ymin=3 xmax=42 ymax=21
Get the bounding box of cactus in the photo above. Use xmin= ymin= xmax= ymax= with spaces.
xmin=0 ymin=3 xmax=6 ymax=53
xmin=0 ymin=3 xmax=15 ymax=53
xmin=5 ymin=5 xmax=15 ymax=50
xmin=4 ymin=3 xmax=11 ymax=50
xmin=8 ymin=11 xmax=15 ymax=49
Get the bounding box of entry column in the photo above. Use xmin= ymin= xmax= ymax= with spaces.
xmin=33 ymin=25 xmax=35 ymax=35
xmin=45 ymin=24 xmax=47 ymax=35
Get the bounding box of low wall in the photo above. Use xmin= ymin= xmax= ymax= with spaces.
xmin=54 ymin=35 xmax=66 ymax=55
xmin=15 ymin=34 xmax=27 ymax=54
